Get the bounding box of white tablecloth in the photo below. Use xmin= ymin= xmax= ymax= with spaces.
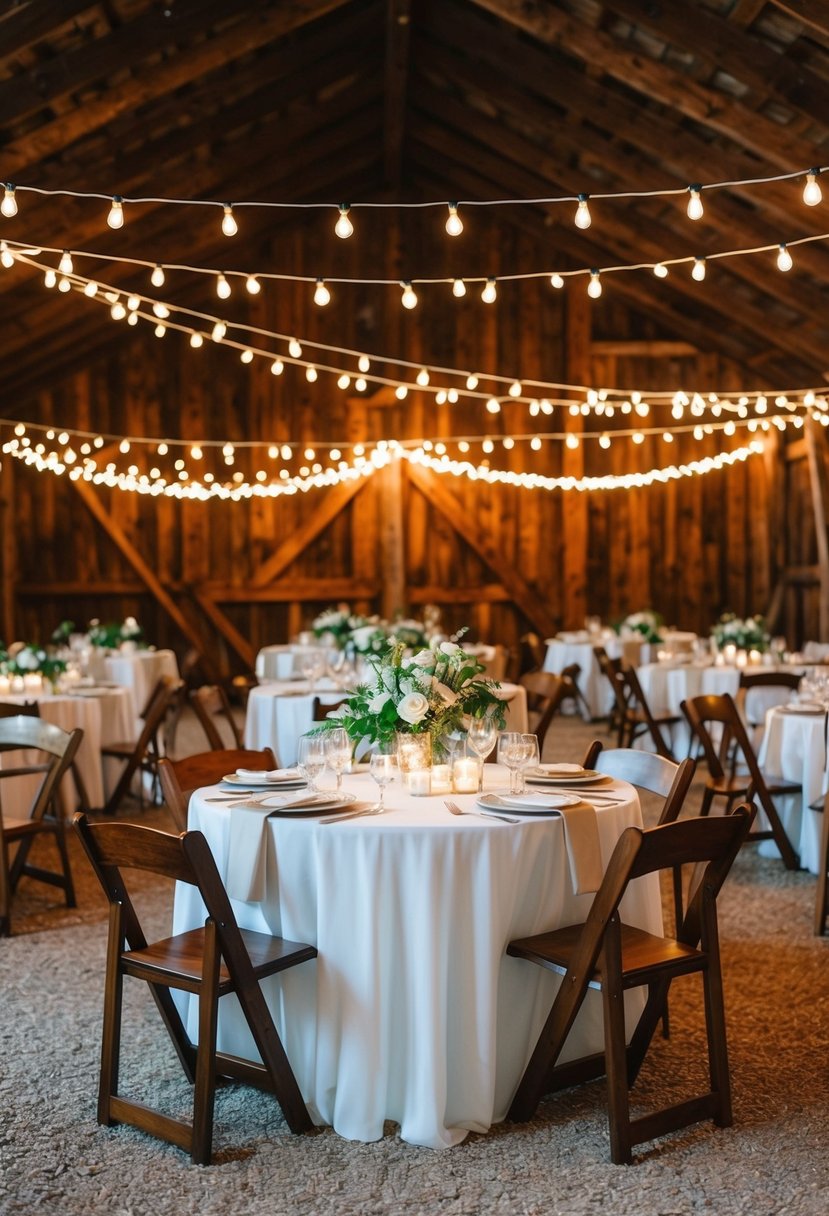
xmin=173 ymin=767 xmax=661 ymax=1147
xmin=89 ymin=648 xmax=179 ymax=734
xmin=0 ymin=687 xmax=134 ymax=814
xmin=245 ymin=682 xmax=530 ymax=768
xmin=543 ymin=634 xmax=652 ymax=720
xmin=757 ymin=706 xmax=826 ymax=873
xmin=255 ymin=645 xmax=300 ymax=681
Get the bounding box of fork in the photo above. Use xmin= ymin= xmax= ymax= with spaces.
xmin=320 ymin=804 xmax=385 ymax=824
xmin=444 ymin=799 xmax=521 ymax=825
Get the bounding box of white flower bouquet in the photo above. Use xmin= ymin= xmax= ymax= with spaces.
xmin=711 ymin=613 xmax=768 ymax=651
xmin=617 ymin=610 xmax=664 ymax=644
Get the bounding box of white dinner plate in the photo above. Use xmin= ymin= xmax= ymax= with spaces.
xmin=478 ymin=792 xmax=581 ymax=815
xmin=221 ymin=772 xmax=307 ymax=789
xmin=526 ymin=767 xmax=610 ymax=786
xmin=777 ymin=704 xmax=825 ymax=716
xmin=257 ymin=791 xmax=358 ymax=816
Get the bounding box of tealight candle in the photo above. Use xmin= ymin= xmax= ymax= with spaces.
xmin=23 ymin=673 xmax=42 ymax=692
xmin=430 ymin=764 xmax=452 ymax=794
xmin=749 ymin=649 xmax=762 ymax=666
xmin=0 ymin=676 xmax=9 ymax=695
xmin=408 ymin=769 xmax=431 ymax=797
xmin=736 ymin=649 xmax=748 ymax=669
xmin=11 ymin=675 xmax=24 ymax=693
xmin=452 ymin=757 xmax=478 ymax=793
xmin=723 ymin=643 xmax=737 ymax=665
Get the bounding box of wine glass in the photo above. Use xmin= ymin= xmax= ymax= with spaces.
xmin=467 ymin=716 xmax=498 ymax=793
xmin=497 ymin=731 xmax=526 ymax=795
xmin=369 ymin=751 xmax=398 ymax=810
xmin=296 ymin=733 xmax=326 ymax=793
xmin=324 ymin=727 xmax=352 ymax=794
xmin=517 ymin=733 xmax=540 ymax=794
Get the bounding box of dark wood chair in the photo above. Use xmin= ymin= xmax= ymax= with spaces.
xmin=165 ymin=647 xmax=205 ymax=757
xmin=311 ymin=696 xmax=347 ymax=723
xmin=519 ymin=671 xmax=578 ymax=755
xmin=735 ymin=669 xmax=801 ymax=746
xmin=190 ymin=684 xmax=245 ymax=751
xmin=73 ymin=813 xmax=316 ymax=1164
xmin=681 ymin=692 xmax=800 ymax=870
xmin=507 ymin=804 xmax=755 ymax=1164
xmin=559 ymin=661 xmax=592 ymax=719
xmin=619 ymin=664 xmax=680 ymax=760
xmin=815 ymin=787 xmax=829 ymax=936
xmin=101 ymin=675 xmax=183 ymax=815
xmin=0 ymin=717 xmax=84 ymax=936
xmin=158 ymin=747 xmax=278 ymax=831
xmin=593 ymin=646 xmax=630 ymax=743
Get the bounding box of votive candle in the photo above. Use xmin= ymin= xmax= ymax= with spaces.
xmin=452 ymin=757 xmax=478 ymax=793
xmin=430 ymin=764 xmax=452 ymax=794
xmin=408 ymin=769 xmax=431 ymax=797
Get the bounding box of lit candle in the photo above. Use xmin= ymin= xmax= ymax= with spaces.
xmin=0 ymin=676 xmax=9 ymax=695
xmin=408 ymin=769 xmax=431 ymax=797
xmin=11 ymin=675 xmax=24 ymax=693
xmin=430 ymin=764 xmax=452 ymax=794
xmin=23 ymin=673 xmax=42 ymax=692
xmin=749 ymin=649 xmax=762 ymax=666
xmin=736 ymin=649 xmax=748 ymax=669
xmin=723 ymin=644 xmax=737 ymax=665
xmin=453 ymin=757 xmax=478 ymax=793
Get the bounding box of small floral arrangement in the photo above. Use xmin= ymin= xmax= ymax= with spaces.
xmin=318 ymin=639 xmax=506 ymax=751
xmin=348 ymin=620 xmax=389 ymax=655
xmin=312 ymin=604 xmax=429 ymax=656
xmin=0 ymin=641 xmax=67 ymax=681
xmin=711 ymin=613 xmax=768 ymax=651
xmin=88 ymin=616 xmax=144 ymax=649
xmin=388 ymin=618 xmax=429 ymax=651
xmin=616 ymin=610 xmax=664 ymax=644
xmin=312 ymin=604 xmax=363 ymax=648
xmin=51 ymin=619 xmax=75 ymax=645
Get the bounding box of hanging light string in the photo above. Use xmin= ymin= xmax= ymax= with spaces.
xmin=0 ymin=164 xmax=825 ymax=236
xmin=7 ymin=245 xmax=828 ymax=420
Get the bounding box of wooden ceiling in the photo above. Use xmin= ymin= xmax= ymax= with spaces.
xmin=2 ymin=0 xmax=829 ymax=401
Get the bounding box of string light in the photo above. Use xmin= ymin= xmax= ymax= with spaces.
xmin=653 ymin=263 xmax=668 ymax=278
xmin=587 ymin=270 xmax=602 ymax=298
xmin=416 ymin=368 xmax=430 ymax=387
xmin=686 ymin=185 xmax=704 ymax=220
xmin=1 ymin=184 xmax=17 ymax=217
xmin=58 ymin=250 xmax=73 ymax=274
xmin=107 ymin=196 xmax=124 ymax=229
xmin=452 ymin=278 xmax=466 ymax=297
xmin=400 ymin=281 xmax=418 ymax=309
xmin=481 ymin=278 xmax=497 ymax=303
xmin=190 ymin=332 xmax=203 ymax=348
xmin=314 ymin=278 xmax=331 ymax=306
xmin=777 ymin=243 xmax=793 ymax=272
xmin=216 ymin=273 xmax=231 ymax=299
xmin=445 ymin=203 xmax=463 ymax=236
xmin=288 ymin=338 xmax=302 ymax=358
xmin=803 ymin=170 xmax=822 ymax=206
xmin=221 ymin=204 xmax=237 ymax=236
xmin=0 ymin=244 xmax=14 ymax=268
xmin=358 ymin=355 xmax=371 ymax=373
xmin=550 ymin=273 xmax=564 ymax=289
xmin=574 ymin=193 xmax=591 ymax=229
xmin=692 ymin=257 xmax=707 ymax=281
xmin=211 ymin=321 xmax=227 ymax=342
xmin=151 ymin=264 xmax=165 ymax=287
xmin=245 ymin=275 xmax=260 ymax=294
xmin=335 ymin=204 xmax=353 ymax=238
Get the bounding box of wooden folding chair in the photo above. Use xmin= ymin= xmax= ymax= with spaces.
xmin=519 ymin=671 xmax=578 ymax=754
xmin=158 ymin=747 xmax=278 ymax=831
xmin=190 ymin=684 xmax=245 ymax=751
xmin=593 ymin=646 xmax=630 ymax=743
xmin=507 ymin=804 xmax=754 ymax=1164
xmin=311 ymin=696 xmax=347 ymax=723
xmin=735 ymin=669 xmax=801 ymax=749
xmin=101 ymin=675 xmax=183 ymax=815
xmin=619 ymin=664 xmax=680 ymax=760
xmin=681 ymin=693 xmax=800 ymax=870
xmin=815 ymin=788 xmax=829 ymax=936
xmin=73 ymin=813 xmax=317 ymax=1164
xmin=0 ymin=717 xmax=83 ymax=936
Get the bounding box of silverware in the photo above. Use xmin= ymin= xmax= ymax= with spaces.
xmin=205 ymin=792 xmax=257 ymax=802
xmin=444 ymin=800 xmax=521 ymax=825
xmin=320 ymin=805 xmax=384 ymax=824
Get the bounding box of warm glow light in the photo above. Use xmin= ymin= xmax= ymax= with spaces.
xmin=777 ymin=243 xmax=793 ymax=272
xmin=306 ymin=366 xmax=318 ymax=382
xmin=481 ymin=277 xmax=497 ymax=303
xmin=445 ymin=203 xmax=463 ymax=236
xmin=271 ymin=359 xmax=284 ymax=375
xmin=58 ymin=250 xmax=73 ymax=274
xmin=416 ymin=368 xmax=430 ymax=386
xmin=221 ymin=204 xmax=238 ymax=236
xmin=240 ymin=349 xmax=254 ymax=363
xmin=288 ymin=338 xmax=302 ymax=358
xmin=803 ymin=171 xmax=822 ymax=206
xmin=452 ymin=278 xmax=466 ymax=297
xmin=587 ymin=270 xmax=602 ymax=298
xmin=395 ymin=385 xmax=408 ymax=399
xmin=692 ymin=257 xmax=706 ymax=281
xmin=151 ymin=264 xmax=165 ymax=287
xmin=190 ymin=332 xmax=203 ymax=348
xmin=1 ymin=184 xmax=18 ymax=217
xmin=335 ymin=204 xmax=353 ymax=239
xmin=486 ymin=398 xmax=501 ymax=413
xmin=314 ymin=278 xmax=331 ymax=306
xmin=509 ymin=380 xmax=522 ymax=397
xmin=686 ymin=186 xmax=704 ymax=220
xmin=107 ymin=196 xmax=124 ymax=229
xmin=84 ymin=280 xmax=98 ymax=297
xmin=401 ymin=281 xmax=418 ymax=309
xmin=466 ymin=373 xmax=479 ymax=390
xmin=337 ymin=374 xmax=351 ymax=389
xmin=216 ymin=273 xmax=231 ymax=299
xmin=211 ymin=321 xmax=226 ymax=342
xmin=550 ymin=273 xmax=564 ymax=289
xmin=654 ymin=263 xmax=669 ymax=278
xmin=246 ymin=275 xmax=261 ymax=294
xmin=574 ymin=193 xmax=591 ymax=229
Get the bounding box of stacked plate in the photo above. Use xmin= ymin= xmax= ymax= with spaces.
xmin=477 ymin=791 xmax=581 ymax=815
xmin=526 ymin=763 xmax=610 ymax=787
xmin=221 ymin=770 xmax=307 ymax=791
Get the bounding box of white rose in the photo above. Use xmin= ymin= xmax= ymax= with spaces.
xmin=439 ymin=641 xmax=461 ymax=655
xmin=433 ymin=680 xmax=457 ymax=706
xmin=410 ymin=649 xmax=435 ymax=667
xmin=397 ymin=691 xmax=430 ymax=725
xmin=368 ymin=690 xmax=391 ymax=713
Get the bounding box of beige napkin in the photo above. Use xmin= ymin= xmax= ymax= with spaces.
xmin=225 ymin=792 xmax=325 ymax=902
xmin=235 ymin=767 xmax=301 ymax=781
xmin=491 ymin=792 xmax=603 ymax=895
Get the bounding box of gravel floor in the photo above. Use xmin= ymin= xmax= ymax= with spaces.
xmin=1 ymin=712 xmax=828 ymax=1215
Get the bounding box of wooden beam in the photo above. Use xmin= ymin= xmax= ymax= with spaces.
xmin=405 ymin=461 xmax=558 ymax=638
xmin=377 ymin=459 xmax=407 ymax=619
xmin=18 ymin=582 xmax=146 ymax=596
xmin=0 ymin=458 xmax=16 ymax=642
xmin=409 ymin=584 xmax=512 ymax=604
xmin=767 ymin=1 xmax=829 ymax=39
xmin=69 ymin=477 xmax=209 ymax=658
xmin=190 ymin=589 xmax=256 ymax=671
xmin=806 ymin=418 xmax=829 ymax=638
xmin=731 ymin=0 xmax=768 ymax=26
xmin=203 ymin=580 xmax=381 ymax=603
xmin=563 ymin=291 xmax=590 ymax=630
xmin=251 ymin=475 xmax=373 ymax=588
xmin=384 ymin=0 xmax=412 ymax=190
xmin=590 ymin=341 xmax=699 ymax=358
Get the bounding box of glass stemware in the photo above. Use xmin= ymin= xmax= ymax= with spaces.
xmin=467 ymin=716 xmax=498 ymax=793
xmin=518 ymin=734 xmax=540 ymax=794
xmin=324 ymin=727 xmax=352 ymax=794
xmin=369 ymin=751 xmax=398 ymax=810
xmin=296 ymin=733 xmax=326 ymax=792
xmin=497 ymin=731 xmax=526 ymax=795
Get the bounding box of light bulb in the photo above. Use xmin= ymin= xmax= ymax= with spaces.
xmin=1 ymin=184 xmax=17 ymax=217
xmin=416 ymin=367 xmax=430 ymax=386
xmin=221 ymin=204 xmax=237 ymax=236
xmin=509 ymin=380 xmax=522 ymax=397
xmin=466 ymin=373 xmax=479 ymax=390
xmin=110 ymin=301 xmax=126 ymax=319
xmin=216 ymin=273 xmax=231 ymax=299
xmin=127 ymin=312 xmax=138 ymax=326
xmin=270 ymin=359 xmax=284 ymax=375
xmin=245 ymin=275 xmax=260 ymax=294
xmin=314 ymin=278 xmax=330 ymax=306
xmin=395 ymin=384 xmax=408 ymax=400
xmin=653 ymin=263 xmax=669 ymax=278
xmin=83 ymin=280 xmax=98 ymax=297
xmin=777 ymin=243 xmax=793 ymax=272
xmin=58 ymin=250 xmax=73 ymax=274
xmin=127 ymin=294 xmax=140 ymax=311
xmin=445 ymin=203 xmax=463 ymax=236
xmin=550 ymin=273 xmax=564 ymax=289
xmin=151 ymin=264 xmax=165 ymax=287
xmin=358 ymin=355 xmax=370 ymax=372
xmin=481 ymin=277 xmax=497 ymax=303
xmin=0 ymin=247 xmax=14 ymax=268
xmin=335 ymin=203 xmax=353 ymax=239
xmin=240 ymin=349 xmax=254 ymax=363
xmin=686 ymin=185 xmax=704 ymax=220
xmin=152 ymin=302 xmax=169 ymax=318
xmin=803 ymin=171 xmax=822 ymax=206
xmin=587 ymin=270 xmax=602 ymax=298
xmin=599 ymin=434 xmax=611 ymax=450
xmin=154 ymin=323 xmax=166 ymax=338
xmin=401 ymin=281 xmax=418 ymax=309
xmin=565 ymin=433 xmax=579 ymax=450
xmin=58 ymin=276 xmax=71 ymax=293
xmin=452 ymin=278 xmax=466 ymax=297
xmin=288 ymin=338 xmax=302 ymax=358
xmin=190 ymin=332 xmax=203 ymax=348
xmin=574 ymin=193 xmax=591 ymax=229
xmin=107 ymin=196 xmax=124 ymax=228
xmin=486 ymin=398 xmax=501 ymax=414
xmin=306 ymin=366 xmax=318 ymax=382
xmin=355 ymin=377 xmax=367 ymax=391
xmin=692 ymin=257 xmax=706 ymax=281
xmin=337 ymin=374 xmax=351 ymax=389
xmin=211 ymin=321 xmax=226 ymax=342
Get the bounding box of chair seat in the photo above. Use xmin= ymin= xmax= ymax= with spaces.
xmin=101 ymin=741 xmax=140 ymax=757
xmin=123 ymin=926 xmax=317 ymax=991
xmin=509 ymin=922 xmax=704 ymax=988
xmin=1 ymin=815 xmax=54 ymax=839
xmin=705 ymin=773 xmax=800 ymax=797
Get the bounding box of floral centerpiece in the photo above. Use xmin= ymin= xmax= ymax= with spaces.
xmin=615 ymin=610 xmax=664 ymax=644
xmin=88 ymin=616 xmax=144 ymax=649
xmin=711 ymin=613 xmax=768 ymax=651
xmin=0 ymin=641 xmax=67 ymax=683
xmin=317 ymin=639 xmax=506 ymax=753
xmin=312 ymin=604 xmax=363 ymax=649
xmin=312 ymin=604 xmax=429 ymax=656
xmin=388 ymin=618 xmax=429 ymax=651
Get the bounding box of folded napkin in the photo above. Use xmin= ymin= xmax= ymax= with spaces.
xmin=235 ymin=767 xmax=301 ymax=782
xmin=225 ymin=791 xmax=324 ymax=901
xmin=491 ymin=792 xmax=603 ymax=895
xmin=536 ymin=763 xmax=585 ymax=776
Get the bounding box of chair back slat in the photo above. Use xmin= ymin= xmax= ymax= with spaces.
xmin=158 ymin=748 xmax=277 ymax=831
xmin=628 ymin=810 xmax=753 ymax=881
xmin=75 ymin=817 xmax=197 ymax=885
xmin=190 ymin=684 xmax=244 ymax=750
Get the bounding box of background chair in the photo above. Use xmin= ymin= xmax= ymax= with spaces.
xmin=519 ymin=671 xmax=578 ymax=757
xmin=593 ymin=646 xmax=630 ymax=744
xmin=681 ymin=692 xmax=800 ymax=870
xmin=311 ymin=696 xmax=347 ymax=723
xmin=0 ymin=717 xmax=83 ymax=936
xmin=618 ymin=664 xmax=680 ymax=760
xmin=507 ymin=805 xmax=754 ymax=1164
xmin=189 ymin=684 xmax=245 ymax=750
xmin=73 ymin=813 xmax=316 ymax=1164
xmin=158 ymin=747 xmax=278 ymax=831
xmin=101 ymin=675 xmax=183 ymax=815
xmin=735 ymin=669 xmax=801 ymax=750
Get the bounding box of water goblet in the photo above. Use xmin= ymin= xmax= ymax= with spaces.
xmin=517 ymin=734 xmax=540 ymax=794
xmin=324 ymin=727 xmax=352 ymax=794
xmin=369 ymin=751 xmax=398 ymax=810
xmin=297 ymin=733 xmax=326 ymax=793
xmin=497 ymin=731 xmax=526 ymax=795
xmin=467 ymin=716 xmax=498 ymax=793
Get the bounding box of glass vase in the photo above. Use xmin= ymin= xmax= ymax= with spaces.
xmin=396 ymin=731 xmax=432 ymax=796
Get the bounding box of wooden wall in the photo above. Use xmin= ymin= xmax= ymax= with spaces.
xmin=0 ymin=211 xmax=820 ymax=670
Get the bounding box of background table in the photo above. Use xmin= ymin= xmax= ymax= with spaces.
xmin=757 ymin=705 xmax=826 ymax=873
xmin=543 ymin=633 xmax=650 ymax=720
xmin=245 ymin=681 xmax=529 ymax=767
xmin=88 ymin=648 xmax=180 ymax=734
xmin=174 ymin=767 xmax=661 ymax=1148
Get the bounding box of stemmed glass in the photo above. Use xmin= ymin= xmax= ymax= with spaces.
xmin=467 ymin=716 xmax=498 ymax=793
xmin=518 ymin=733 xmax=540 ymax=794
xmin=296 ymin=733 xmax=326 ymax=793
xmin=369 ymin=750 xmax=398 ymax=811
xmin=324 ymin=727 xmax=352 ymax=794
xmin=497 ymin=732 xmax=527 ymax=795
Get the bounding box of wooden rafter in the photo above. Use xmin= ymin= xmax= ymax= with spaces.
xmin=384 ymin=0 xmax=412 ymax=190
xmin=770 ymin=1 xmax=829 ymax=39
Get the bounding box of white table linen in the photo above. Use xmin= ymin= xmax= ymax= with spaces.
xmin=757 ymin=706 xmax=826 ymax=873
xmin=173 ymin=767 xmax=661 ymax=1148
xmin=255 ymin=644 xmax=300 ymax=681
xmin=244 ymin=681 xmax=529 ymax=767
xmin=89 ymin=648 xmax=179 ymax=734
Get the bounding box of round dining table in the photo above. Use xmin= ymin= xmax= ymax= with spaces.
xmin=87 ymin=647 xmax=180 ymax=734
xmin=757 ymin=704 xmax=827 ymax=874
xmin=172 ymin=766 xmax=661 ymax=1148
